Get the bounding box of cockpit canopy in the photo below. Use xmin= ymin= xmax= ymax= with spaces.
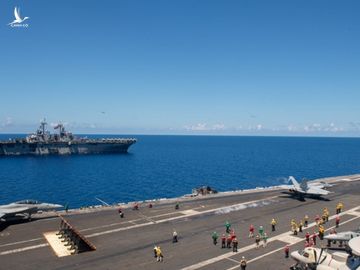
xmin=16 ymin=200 xmax=40 ymax=205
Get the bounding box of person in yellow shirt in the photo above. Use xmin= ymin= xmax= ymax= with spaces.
xmin=271 ymin=218 xmax=277 ymax=231
xmin=339 ymin=202 xmax=344 ymax=213
xmin=156 ymin=246 xmax=164 ymax=262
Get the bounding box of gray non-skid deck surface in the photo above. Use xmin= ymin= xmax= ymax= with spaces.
xmin=1 ymin=174 xmax=359 ymax=270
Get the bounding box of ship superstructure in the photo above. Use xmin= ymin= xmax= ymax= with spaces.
xmin=0 ymin=119 xmax=136 ymax=155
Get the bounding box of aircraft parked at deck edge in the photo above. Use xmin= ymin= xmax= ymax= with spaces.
xmin=0 ymin=200 xmax=63 ymax=222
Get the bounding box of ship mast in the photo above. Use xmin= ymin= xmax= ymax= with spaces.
xmin=40 ymin=118 xmax=47 ymax=136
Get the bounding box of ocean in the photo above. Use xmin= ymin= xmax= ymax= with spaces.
xmin=0 ymin=135 xmax=360 ymax=208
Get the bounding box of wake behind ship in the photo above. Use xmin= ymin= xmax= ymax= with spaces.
xmin=0 ymin=120 xmax=136 ymax=156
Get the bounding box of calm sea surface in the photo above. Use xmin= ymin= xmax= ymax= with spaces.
xmin=0 ymin=135 xmax=360 ymax=208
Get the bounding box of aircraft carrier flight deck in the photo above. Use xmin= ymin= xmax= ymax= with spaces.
xmin=1 ymin=174 xmax=360 ymax=270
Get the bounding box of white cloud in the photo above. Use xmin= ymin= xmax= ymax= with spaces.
xmin=184 ymin=123 xmax=208 ymax=131
xmin=184 ymin=123 xmax=226 ymax=132
xmin=1 ymin=117 xmax=13 ymax=127
xmin=212 ymin=123 xmax=225 ymax=130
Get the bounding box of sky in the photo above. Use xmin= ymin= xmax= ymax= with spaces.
xmin=0 ymin=0 xmax=359 ymax=136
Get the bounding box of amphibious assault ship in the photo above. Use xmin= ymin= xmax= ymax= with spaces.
xmin=0 ymin=120 xmax=136 ymax=155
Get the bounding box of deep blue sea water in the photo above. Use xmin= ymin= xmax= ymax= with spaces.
xmin=1 ymin=135 xmax=360 ymax=208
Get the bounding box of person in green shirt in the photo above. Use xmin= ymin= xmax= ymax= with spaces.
xmin=225 ymin=221 xmax=231 ymax=233
xmin=212 ymin=231 xmax=218 ymax=245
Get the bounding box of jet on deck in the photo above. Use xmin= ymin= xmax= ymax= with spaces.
xmin=0 ymin=200 xmax=63 ymax=222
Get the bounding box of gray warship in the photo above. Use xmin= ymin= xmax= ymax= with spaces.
xmin=0 ymin=119 xmax=137 ymax=156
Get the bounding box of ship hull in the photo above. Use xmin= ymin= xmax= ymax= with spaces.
xmin=0 ymin=141 xmax=136 ymax=156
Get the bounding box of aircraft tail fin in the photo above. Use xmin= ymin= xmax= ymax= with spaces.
xmin=289 ymin=176 xmax=301 ymax=190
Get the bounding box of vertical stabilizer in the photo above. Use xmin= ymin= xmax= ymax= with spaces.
xmin=289 ymin=176 xmax=301 ymax=190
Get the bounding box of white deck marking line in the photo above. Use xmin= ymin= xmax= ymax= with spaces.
xmin=180 ymin=206 xmax=360 ymax=270
xmin=276 ymin=234 xmax=301 ymax=244
xmin=0 ymin=244 xmax=49 ymax=255
xmin=0 ymin=238 xmax=43 ymax=248
xmin=181 ymin=210 xmax=200 ymax=215
xmin=346 ymin=211 xmax=360 ymax=217
xmin=136 ymin=212 xmax=157 ymax=224
xmin=226 ymin=257 xmax=241 ymax=264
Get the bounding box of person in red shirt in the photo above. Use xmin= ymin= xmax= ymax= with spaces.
xmin=305 ymin=232 xmax=310 ymax=243
xmin=312 ymin=232 xmax=317 ymax=245
xmin=284 ymin=245 xmax=290 ymax=258
xmin=335 ymin=215 xmax=340 ymax=228
xmin=315 ymin=215 xmax=320 ymax=224
xmin=249 ymin=224 xmax=255 ymax=238
xmin=309 ymin=238 xmax=314 ymax=247
xmin=221 ymin=234 xmax=226 ymax=248
xmin=231 ymin=229 xmax=236 ymax=240
xmin=227 ymin=235 xmax=232 ymax=249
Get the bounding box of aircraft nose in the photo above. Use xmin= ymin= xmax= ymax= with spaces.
xmin=49 ymin=203 xmax=63 ymax=209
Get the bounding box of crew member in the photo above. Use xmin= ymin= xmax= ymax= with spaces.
xmin=175 ymin=202 xmax=180 ymax=210
xmin=221 ymin=234 xmax=226 ymax=248
xmin=284 ymin=245 xmax=290 ymax=258
xmin=318 ymin=225 xmax=325 ymax=240
xmin=305 ymin=232 xmax=310 ymax=243
xmin=292 ymin=222 xmax=298 ymax=235
xmin=335 ymin=215 xmax=340 ymax=228
xmin=299 ymin=220 xmax=303 ymax=233
xmin=153 ymin=245 xmax=158 ymax=258
xmin=232 ymin=237 xmax=238 ymax=252
xmin=156 ymin=246 xmax=163 ymax=262
xmin=212 ymin=231 xmax=218 ymax=245
xmin=240 ymin=256 xmax=247 ymax=270
xmin=249 ymin=224 xmax=255 ymax=238
xmin=173 ymin=230 xmax=178 ymax=243
xmin=262 ymin=232 xmax=268 ymax=247
xmin=304 ymin=214 xmax=309 ymax=227
xmin=339 ymin=202 xmax=344 ymax=213
xmin=271 ymin=218 xmax=277 ymax=232
xmin=118 ymin=208 xmax=124 ymax=218
xmin=255 ymin=234 xmax=261 ymax=249
xmin=309 ymin=238 xmax=314 ymax=247
xmin=312 ymin=232 xmax=317 ymax=245
xmin=227 ymin=234 xmax=232 ymax=249
xmin=258 ymin=225 xmax=264 ymax=236
xmin=324 ymin=208 xmax=329 ymax=222
xmin=225 ymin=221 xmax=231 ymax=233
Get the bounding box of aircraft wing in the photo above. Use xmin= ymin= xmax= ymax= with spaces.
xmin=0 ymin=206 xmax=34 ymax=219
xmin=306 ymin=186 xmax=329 ymax=195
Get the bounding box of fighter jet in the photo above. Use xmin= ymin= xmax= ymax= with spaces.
xmin=286 ymin=176 xmax=331 ymax=200
xmin=324 ymin=228 xmax=360 ymax=247
xmin=0 ymin=200 xmax=63 ymax=222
